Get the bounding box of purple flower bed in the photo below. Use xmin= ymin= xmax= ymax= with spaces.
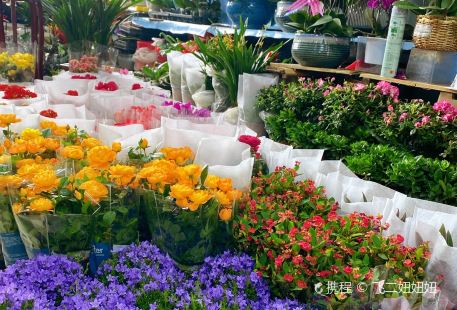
xmin=0 ymin=242 xmax=309 ymax=310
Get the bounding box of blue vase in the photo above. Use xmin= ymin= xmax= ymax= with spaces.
xmin=226 ymin=0 xmax=274 ymax=29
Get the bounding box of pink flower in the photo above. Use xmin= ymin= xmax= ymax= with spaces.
xmin=399 ymin=112 xmax=408 ymax=122
xmin=119 ymin=68 xmax=129 ymax=75
xmin=353 ymin=83 xmax=367 ymax=92
xmin=299 ymin=241 xmax=312 ymax=251
xmin=421 ymin=115 xmax=430 ymax=125
xmin=323 ymin=90 xmax=330 ymax=97
xmin=283 ymin=274 xmax=294 ymax=282
xmin=403 ymin=259 xmax=415 ymax=268
xmin=287 ymin=0 xmax=324 ymax=16
xmin=317 ymin=78 xmax=325 ymax=87
xmin=414 ymin=122 xmax=422 ymax=128
xmin=387 ymin=105 xmax=394 ymax=112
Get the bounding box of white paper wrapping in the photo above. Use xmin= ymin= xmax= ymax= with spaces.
xmin=194 ymin=137 xmax=251 ymax=167
xmin=208 ymin=157 xmax=254 ymax=191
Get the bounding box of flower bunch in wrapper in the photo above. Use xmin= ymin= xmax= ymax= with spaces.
xmin=162 ymin=101 xmax=211 ymax=118
xmin=69 ymin=55 xmax=98 ymax=73
xmin=239 ymin=135 xmax=268 ymax=176
xmin=114 ymin=105 xmax=159 ymax=130
xmin=1 ymin=85 xmax=38 ymax=100
xmin=0 ymin=52 xmax=35 ymax=82
xmin=235 ymin=166 xmax=434 ymax=307
xmin=138 ymin=146 xmax=243 ymax=266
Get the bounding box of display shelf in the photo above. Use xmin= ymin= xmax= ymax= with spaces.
xmin=131 ymin=17 xmax=295 ymax=39
xmin=360 ymin=73 xmax=457 ymax=106
xmin=269 ymin=63 xmax=359 ymax=77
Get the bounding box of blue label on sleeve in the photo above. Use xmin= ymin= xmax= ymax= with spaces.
xmin=89 ymin=242 xmax=111 ymax=274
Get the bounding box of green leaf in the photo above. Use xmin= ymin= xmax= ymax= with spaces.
xmin=363 ymin=254 xmax=370 ymax=265
xmin=102 ymin=211 xmax=116 ymax=226
xmin=394 ymin=0 xmax=421 ymax=10
xmin=200 ymin=165 xmax=209 ymax=186
xmin=378 ymin=253 xmax=388 ymax=260
xmin=310 ymin=15 xmax=333 ymax=28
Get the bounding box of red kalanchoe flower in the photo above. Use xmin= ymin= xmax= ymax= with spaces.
xmin=2 ymin=85 xmax=38 ymax=100
xmin=296 ymin=280 xmax=308 ymax=289
xmin=343 ymin=266 xmax=353 ymax=274
xmin=0 ymin=84 xmax=9 ymax=91
xmin=131 ymin=83 xmax=143 ymax=90
xmin=66 ymin=90 xmax=79 ymax=96
xmin=238 ymin=135 xmax=261 ymax=152
xmin=391 ymin=234 xmax=404 ymax=244
xmin=95 ymin=81 xmax=119 ymax=91
xmin=283 ymin=274 xmax=294 ymax=282
xmin=40 ymin=109 xmax=58 ymax=118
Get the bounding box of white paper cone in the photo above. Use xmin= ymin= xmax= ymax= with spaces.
xmin=194 ymin=137 xmax=251 ymax=166
xmin=208 ymin=157 xmax=254 ymax=191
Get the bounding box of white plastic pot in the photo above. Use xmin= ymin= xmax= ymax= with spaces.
xmin=364 ymin=37 xmax=387 ymax=65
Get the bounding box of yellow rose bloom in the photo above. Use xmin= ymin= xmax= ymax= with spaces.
xmin=17 ymin=163 xmax=50 ymax=181
xmin=219 ymin=208 xmax=232 ymax=221
xmin=176 ymin=198 xmax=191 ymax=209
xmin=8 ymin=139 xmax=27 ymax=154
xmin=177 ymin=164 xmax=202 ymax=187
xmin=81 ymin=137 xmax=102 ymax=149
xmin=215 ymin=191 xmax=231 ymax=206
xmin=0 ymin=175 xmax=21 ymax=193
xmin=217 ymin=178 xmax=233 ymax=192
xmin=20 ymin=187 xmax=37 ymax=200
xmin=79 ymin=180 xmax=108 ymax=203
xmin=26 ymin=137 xmax=46 ymax=154
xmin=160 ymin=147 xmax=194 ymax=165
xmin=87 ymin=146 xmax=116 ymax=169
xmin=170 ymin=184 xmax=194 ymax=200
xmin=0 ymin=154 xmax=10 ymax=165
xmin=112 ymin=142 xmax=122 ymax=153
xmin=74 ymin=166 xmax=101 ymax=181
xmin=21 ymin=128 xmax=42 ymax=141
xmin=204 ymin=175 xmax=220 ymax=189
xmin=43 ymin=138 xmax=60 ymax=151
xmin=62 ymin=145 xmax=84 ymax=160
xmin=29 ymin=197 xmax=54 ymax=212
xmin=32 ymin=170 xmax=60 ymax=193
xmin=52 ymin=126 xmax=69 ymax=137
xmin=40 ymin=120 xmax=57 ymax=130
xmin=0 ymin=114 xmax=21 ymax=127
xmin=227 ymin=189 xmax=243 ymax=202
xmin=139 ymin=138 xmax=148 ymax=149
xmin=189 ymin=190 xmax=212 ymax=206
xmin=109 ymin=165 xmax=136 ymax=186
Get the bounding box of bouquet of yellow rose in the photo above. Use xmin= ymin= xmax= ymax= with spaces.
xmin=138 ymin=146 xmax=242 ymax=266
xmin=0 ymin=52 xmax=35 ymax=83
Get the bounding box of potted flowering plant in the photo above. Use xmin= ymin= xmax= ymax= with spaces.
xmin=395 ymin=0 xmax=457 ymax=51
xmin=138 ymin=146 xmax=242 ymax=266
xmin=286 ymin=0 xmax=353 ymax=68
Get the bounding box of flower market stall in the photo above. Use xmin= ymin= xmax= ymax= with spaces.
xmin=0 ymin=0 xmax=457 ymax=309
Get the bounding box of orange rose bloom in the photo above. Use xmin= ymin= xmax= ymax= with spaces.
xmin=40 ymin=120 xmax=57 ymax=130
xmin=219 ymin=208 xmax=232 ymax=221
xmin=78 ymin=180 xmax=109 ymax=203
xmin=81 ymin=137 xmax=102 ymax=149
xmin=32 ymin=170 xmax=60 ymax=193
xmin=0 ymin=114 xmax=21 ymax=127
xmin=109 ymin=165 xmax=136 ymax=186
xmin=74 ymin=166 xmax=101 ymax=181
xmin=52 ymin=125 xmax=69 ymax=137
xmin=62 ymin=145 xmax=84 ymax=160
xmin=87 ymin=146 xmax=116 ymax=169
xmin=44 ymin=138 xmax=60 ymax=151
xmin=29 ymin=197 xmax=54 ymax=212
xmin=8 ymin=139 xmax=27 ymax=154
xmin=112 ymin=142 xmax=122 ymax=153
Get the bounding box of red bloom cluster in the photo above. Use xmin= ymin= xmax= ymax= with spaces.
xmin=238 ymin=135 xmax=261 ymax=152
xmin=65 ymin=90 xmax=79 ymax=96
xmin=131 ymin=83 xmax=143 ymax=90
xmin=69 ymin=55 xmax=98 ymax=73
xmin=40 ymin=109 xmax=58 ymax=118
xmin=95 ymin=81 xmax=118 ymax=91
xmin=235 ymin=166 xmax=432 ymax=305
xmin=2 ymin=85 xmax=38 ymax=100
xmin=71 ymin=74 xmax=97 ymax=80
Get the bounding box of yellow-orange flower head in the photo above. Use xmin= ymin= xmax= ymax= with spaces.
xmin=29 ymin=197 xmax=54 ymax=212
xmin=87 ymin=146 xmax=116 ymax=169
xmin=78 ymin=180 xmax=108 ymax=204
xmin=62 ymin=145 xmax=84 ymax=160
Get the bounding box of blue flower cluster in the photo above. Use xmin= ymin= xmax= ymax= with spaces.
xmin=0 ymin=242 xmax=308 ymax=310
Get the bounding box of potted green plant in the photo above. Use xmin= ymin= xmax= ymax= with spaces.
xmin=286 ymin=0 xmax=353 ymax=68
xmin=395 ymin=0 xmax=457 ymax=51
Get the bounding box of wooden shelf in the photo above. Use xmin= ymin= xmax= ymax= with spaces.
xmin=269 ymin=63 xmax=358 ymax=76
xmin=360 ymin=73 xmax=457 ymax=94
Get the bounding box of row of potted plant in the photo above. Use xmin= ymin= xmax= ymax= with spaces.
xmin=257 ymin=78 xmax=457 ymax=205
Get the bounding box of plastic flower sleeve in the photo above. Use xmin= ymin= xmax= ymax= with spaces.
xmin=414 ymin=220 xmax=457 ymax=304
xmin=14 ymin=213 xmax=93 ymax=258
xmin=208 ymin=158 xmax=254 ymax=191
xmin=98 ymin=123 xmax=144 ymax=146
xmin=194 ymin=138 xmax=251 ymax=167
xmin=237 ymin=73 xmax=279 ymax=136
xmin=211 ymin=74 xmax=231 ymax=112
xmin=167 ymin=51 xmax=184 ymax=102
xmin=180 ymin=54 xmax=203 ymax=103
xmin=142 ymin=190 xmax=232 ymax=266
